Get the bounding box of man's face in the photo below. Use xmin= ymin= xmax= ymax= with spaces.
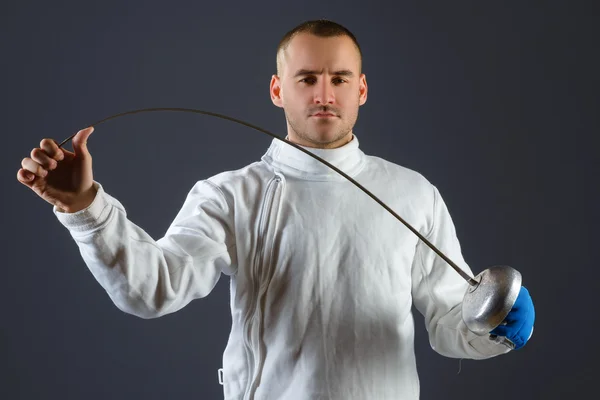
xmin=270 ymin=33 xmax=368 ymax=149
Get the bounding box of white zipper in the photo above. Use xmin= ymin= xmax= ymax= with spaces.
xmin=242 ymin=175 xmax=282 ymax=400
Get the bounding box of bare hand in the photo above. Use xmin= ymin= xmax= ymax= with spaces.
xmin=17 ymin=127 xmax=97 ymax=213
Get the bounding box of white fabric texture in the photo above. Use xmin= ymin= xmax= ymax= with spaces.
xmin=53 ymin=134 xmax=509 ymax=400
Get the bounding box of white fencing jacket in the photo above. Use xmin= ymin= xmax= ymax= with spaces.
xmin=53 ymin=134 xmax=510 ymax=400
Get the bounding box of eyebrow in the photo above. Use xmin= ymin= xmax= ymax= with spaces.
xmin=293 ymin=69 xmax=355 ymax=78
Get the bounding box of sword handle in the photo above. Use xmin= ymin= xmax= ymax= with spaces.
xmin=489 ymin=334 xmax=516 ymax=349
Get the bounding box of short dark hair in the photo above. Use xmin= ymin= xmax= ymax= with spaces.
xmin=276 ymin=19 xmax=363 ymax=75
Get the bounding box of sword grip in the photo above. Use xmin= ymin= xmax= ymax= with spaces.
xmin=489 ymin=334 xmax=516 ymax=349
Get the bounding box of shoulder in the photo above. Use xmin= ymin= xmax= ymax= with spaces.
xmin=363 ymin=154 xmax=435 ymax=195
xmin=187 ymin=161 xmax=271 ymax=204
xmin=205 ymin=161 xmax=267 ymax=186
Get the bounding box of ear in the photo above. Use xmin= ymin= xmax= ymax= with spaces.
xmin=270 ymin=74 xmax=283 ymax=108
xmin=359 ymin=73 xmax=368 ymax=106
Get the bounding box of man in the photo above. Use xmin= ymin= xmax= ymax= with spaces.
xmin=17 ymin=19 xmax=535 ymax=400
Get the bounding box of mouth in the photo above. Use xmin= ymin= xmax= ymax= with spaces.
xmin=312 ymin=113 xmax=337 ymax=118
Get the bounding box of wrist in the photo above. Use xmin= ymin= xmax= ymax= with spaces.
xmin=62 ymin=185 xmax=98 ymax=213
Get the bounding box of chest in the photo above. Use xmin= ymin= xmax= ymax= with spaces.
xmin=265 ymin=180 xmax=423 ymax=307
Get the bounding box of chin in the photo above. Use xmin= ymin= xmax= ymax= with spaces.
xmin=310 ymin=131 xmax=338 ymax=143
xmin=311 ymin=125 xmax=337 ymax=139
xmin=310 ymin=131 xmax=350 ymax=146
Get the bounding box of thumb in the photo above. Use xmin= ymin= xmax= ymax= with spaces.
xmin=72 ymin=127 xmax=94 ymax=158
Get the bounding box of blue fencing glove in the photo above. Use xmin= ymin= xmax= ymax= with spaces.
xmin=490 ymin=286 xmax=535 ymax=350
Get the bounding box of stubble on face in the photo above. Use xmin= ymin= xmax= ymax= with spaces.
xmin=283 ymin=98 xmax=359 ymax=149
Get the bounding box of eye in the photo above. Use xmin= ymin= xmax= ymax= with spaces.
xmin=299 ymin=77 xmax=347 ymax=85
xmin=300 ymin=77 xmax=316 ymax=84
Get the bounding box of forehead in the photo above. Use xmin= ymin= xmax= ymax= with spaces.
xmin=280 ymin=33 xmax=360 ymax=74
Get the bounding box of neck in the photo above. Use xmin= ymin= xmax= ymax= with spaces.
xmin=262 ymin=133 xmax=364 ymax=181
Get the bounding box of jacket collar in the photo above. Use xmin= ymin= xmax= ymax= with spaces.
xmin=261 ymin=134 xmax=365 ymax=181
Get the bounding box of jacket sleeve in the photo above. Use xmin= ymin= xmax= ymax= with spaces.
xmin=411 ymin=184 xmax=510 ymax=359
xmin=53 ymin=179 xmax=237 ymax=319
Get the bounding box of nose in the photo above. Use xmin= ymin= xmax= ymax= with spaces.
xmin=313 ymin=78 xmax=335 ymax=105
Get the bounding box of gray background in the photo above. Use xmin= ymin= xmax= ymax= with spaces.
xmin=2 ymin=1 xmax=598 ymax=399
